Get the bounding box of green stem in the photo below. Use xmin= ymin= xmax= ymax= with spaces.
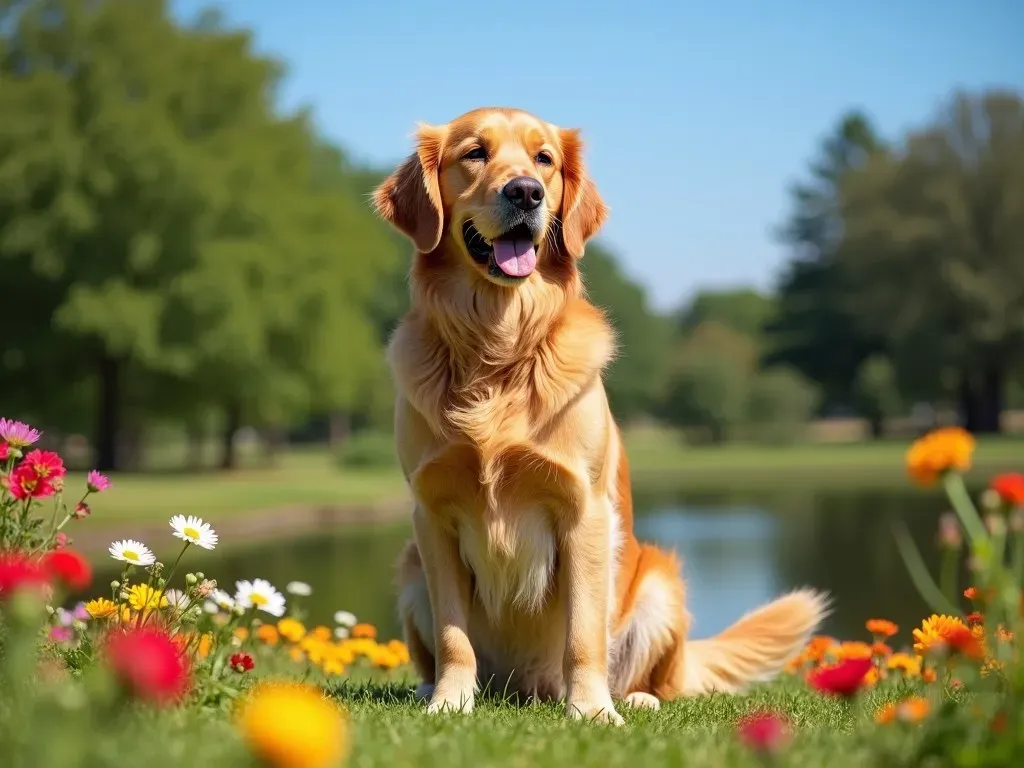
xmin=893 ymin=521 xmax=961 ymax=616
xmin=943 ymin=472 xmax=988 ymax=545
xmin=939 ymin=547 xmax=959 ymax=605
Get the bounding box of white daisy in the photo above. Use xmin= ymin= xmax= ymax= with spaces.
xmin=202 ymin=600 xmax=220 ymax=615
xmin=108 ymin=539 xmax=156 ymax=566
xmin=334 ymin=626 xmax=350 ymax=639
xmin=286 ymin=581 xmax=312 ymax=597
xmin=334 ymin=610 xmax=357 ymax=628
xmin=234 ymin=579 xmax=286 ymax=617
xmin=165 ymin=589 xmax=190 ymax=610
xmin=169 ymin=514 xmax=218 ymax=550
xmin=212 ymin=589 xmax=235 ymax=611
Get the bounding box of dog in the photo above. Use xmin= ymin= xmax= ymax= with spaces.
xmin=373 ymin=107 xmax=828 ymax=724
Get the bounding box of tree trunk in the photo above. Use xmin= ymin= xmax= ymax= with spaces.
xmin=117 ymin=424 xmax=145 ymax=471
xmin=186 ymin=423 xmax=205 ymax=471
xmin=220 ymin=402 xmax=241 ymax=471
xmin=95 ymin=355 xmax=121 ymax=472
xmin=868 ymin=414 xmax=885 ymax=440
xmin=260 ymin=427 xmax=286 ymax=467
xmin=328 ymin=410 xmax=350 ymax=449
xmin=959 ymin=365 xmax=1004 ymax=434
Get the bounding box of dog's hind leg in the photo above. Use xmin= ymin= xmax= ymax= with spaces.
xmin=396 ymin=540 xmax=437 ymax=698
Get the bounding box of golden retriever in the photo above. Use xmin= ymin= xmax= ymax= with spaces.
xmin=374 ymin=107 xmax=828 ymax=724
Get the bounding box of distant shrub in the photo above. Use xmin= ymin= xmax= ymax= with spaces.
xmin=335 ymin=432 xmax=398 ymax=469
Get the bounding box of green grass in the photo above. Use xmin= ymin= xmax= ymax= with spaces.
xmin=322 ymin=679 xmax=913 ymax=768
xmin=68 ymin=429 xmax=1024 ymax=525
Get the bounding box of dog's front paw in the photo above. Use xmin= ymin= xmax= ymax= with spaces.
xmin=425 ymin=688 xmax=475 ymax=715
xmin=566 ymin=695 xmax=624 ymax=725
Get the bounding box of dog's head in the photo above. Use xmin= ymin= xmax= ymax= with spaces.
xmin=374 ymin=107 xmax=607 ymax=287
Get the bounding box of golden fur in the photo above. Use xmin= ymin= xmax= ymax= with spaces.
xmin=374 ymin=107 xmax=829 ymax=723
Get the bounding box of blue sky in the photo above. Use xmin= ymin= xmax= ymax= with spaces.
xmin=173 ymin=0 xmax=1022 ymax=311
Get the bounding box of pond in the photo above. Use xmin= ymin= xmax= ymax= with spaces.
xmin=95 ymin=484 xmax=960 ymax=646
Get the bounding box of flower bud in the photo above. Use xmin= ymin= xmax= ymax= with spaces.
xmin=232 ymin=605 xmax=246 ymax=617
xmin=938 ymin=513 xmax=962 ymax=550
xmin=72 ymin=502 xmax=90 ymax=520
xmin=986 ymin=514 xmax=1006 ymax=537
xmin=980 ymin=489 xmax=1002 ymax=513
xmin=185 ymin=573 xmax=198 ymax=586
xmin=195 ymin=572 xmax=205 ymax=581
xmin=110 ymin=580 xmax=120 ymax=590
xmin=119 ymin=591 xmax=129 ymax=601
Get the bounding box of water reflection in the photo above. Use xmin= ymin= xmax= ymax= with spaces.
xmin=93 ymin=486 xmax=962 ymax=645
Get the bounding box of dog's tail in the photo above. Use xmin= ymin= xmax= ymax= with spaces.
xmin=682 ymin=588 xmax=831 ymax=695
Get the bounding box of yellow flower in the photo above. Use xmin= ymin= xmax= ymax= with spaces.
xmin=905 ymin=427 xmax=975 ymax=487
xmin=234 ymin=628 xmax=250 ymax=642
xmin=257 ymin=624 xmax=280 ymax=646
xmin=238 ymin=682 xmax=348 ymax=768
xmin=371 ymin=647 xmax=400 ymax=670
xmin=913 ymin=614 xmax=969 ymax=655
xmin=301 ymin=637 xmax=328 ymax=665
xmin=886 ymin=653 xmax=922 ymax=677
xmin=85 ymin=598 xmax=118 ymax=619
xmin=127 ymin=584 xmax=169 ymax=612
xmin=322 ymin=658 xmax=346 ymax=676
xmin=198 ymin=633 xmax=214 ymax=660
xmin=387 ymin=640 xmax=410 ymax=665
xmin=119 ymin=606 xmax=134 ymax=622
xmin=278 ymin=618 xmax=306 ymax=643
xmin=333 ymin=644 xmax=355 ymax=665
xmin=311 ymin=626 xmax=333 ymax=642
xmin=289 ymin=647 xmax=305 ymax=664
xmin=351 ymin=623 xmax=377 ymax=640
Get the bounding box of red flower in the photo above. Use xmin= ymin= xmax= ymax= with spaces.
xmin=105 ymin=628 xmax=190 ymax=704
xmin=6 ymin=464 xmax=54 ymax=500
xmin=991 ymin=473 xmax=1024 ymax=506
xmin=230 ymin=652 xmax=255 ymax=673
xmin=737 ymin=711 xmax=792 ymax=754
xmin=0 ymin=551 xmax=50 ymax=600
xmin=73 ymin=502 xmax=91 ymax=520
xmin=42 ymin=549 xmax=92 ymax=592
xmin=942 ymin=624 xmax=986 ymax=660
xmin=966 ymin=612 xmax=984 ymax=626
xmin=0 ymin=442 xmax=8 ymax=461
xmin=807 ymin=657 xmax=873 ymax=698
xmin=21 ymin=449 xmax=66 ymax=480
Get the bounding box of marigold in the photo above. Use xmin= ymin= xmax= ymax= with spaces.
xmin=913 ymin=614 xmax=978 ymax=656
xmin=875 ymin=702 xmax=896 ymax=725
xmin=966 ymin=611 xmax=984 ymax=625
xmin=322 ymin=658 xmax=346 ymax=676
xmin=886 ymin=653 xmax=922 ymax=677
xmin=289 ymin=647 xmax=305 ymax=664
xmin=197 ymin=633 xmax=214 ymax=660
xmin=897 ymin=697 xmax=931 ymax=723
xmin=905 ymin=427 xmax=975 ymax=486
xmin=351 ymin=623 xmax=377 ymax=640
xmin=311 ymin=625 xmax=333 ymax=642
xmin=238 ymin=682 xmax=348 ymax=768
xmin=85 ymin=597 xmax=118 ymax=619
xmin=278 ymin=618 xmax=306 ymax=643
xmin=256 ymin=624 xmax=280 ymax=646
xmin=871 ymin=642 xmax=893 ymax=658
xmin=387 ymin=639 xmax=411 ymax=665
xmin=866 ymin=619 xmax=899 ymax=638
xmin=371 ymin=647 xmax=400 ymax=670
xmin=922 ymin=667 xmax=937 ymax=683
xmin=837 ymin=641 xmax=873 ymax=661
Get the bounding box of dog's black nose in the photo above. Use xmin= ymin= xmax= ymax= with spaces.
xmin=502 ymin=176 xmax=545 ymax=211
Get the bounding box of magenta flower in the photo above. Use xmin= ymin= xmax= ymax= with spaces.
xmin=86 ymin=470 xmax=111 ymax=493
xmin=49 ymin=626 xmax=74 ymax=644
xmin=0 ymin=418 xmax=41 ymax=448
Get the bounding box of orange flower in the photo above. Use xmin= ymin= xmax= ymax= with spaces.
xmin=197 ymin=633 xmax=214 ymax=660
xmin=233 ymin=628 xmax=249 ymax=641
xmin=871 ymin=642 xmax=893 ymax=658
xmin=875 ymin=702 xmax=896 ymax=725
xmin=886 ymin=653 xmax=921 ymax=677
xmin=351 ymin=623 xmax=377 ymax=640
xmin=905 ymin=427 xmax=975 ymax=486
xmin=966 ymin=612 xmax=984 ymax=625
xmin=803 ymin=635 xmax=837 ymax=663
xmin=913 ymin=618 xmax=983 ymax=659
xmin=866 ymin=619 xmax=899 ymax=638
xmin=837 ymin=641 xmax=873 ymax=660
xmin=963 ymin=586 xmax=993 ymax=602
xmin=922 ymin=667 xmax=937 ymax=683
xmin=897 ymin=697 xmax=931 ymax=723
xmin=996 ymin=626 xmax=1014 ymax=643
xmin=312 ymin=625 xmax=333 ymax=642
xmin=256 ymin=624 xmax=280 ymax=646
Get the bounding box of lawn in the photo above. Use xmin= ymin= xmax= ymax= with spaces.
xmin=70 ymin=429 xmax=1024 ymax=524
xmin=327 ymin=679 xmax=904 ymax=768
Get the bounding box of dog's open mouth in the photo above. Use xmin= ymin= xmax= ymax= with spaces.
xmin=462 ymin=221 xmax=538 ymax=280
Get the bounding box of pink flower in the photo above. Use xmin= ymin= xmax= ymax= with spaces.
xmin=0 ymin=443 xmax=8 ymax=461
xmin=21 ymin=449 xmax=66 ymax=480
xmin=0 ymin=418 xmax=41 ymax=448
xmin=73 ymin=502 xmax=91 ymax=520
xmin=86 ymin=470 xmax=111 ymax=493
xmin=6 ymin=464 xmax=55 ymax=500
xmin=49 ymin=626 xmax=74 ymax=644
xmin=737 ymin=711 xmax=792 ymax=754
xmin=53 ymin=532 xmax=68 ymax=550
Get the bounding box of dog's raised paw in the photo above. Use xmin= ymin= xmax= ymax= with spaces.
xmin=624 ymin=692 xmax=661 ymax=711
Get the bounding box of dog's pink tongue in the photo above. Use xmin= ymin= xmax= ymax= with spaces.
xmin=492 ymin=239 xmax=537 ymax=277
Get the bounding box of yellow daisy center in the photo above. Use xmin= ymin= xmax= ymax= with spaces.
xmin=251 ymin=593 xmax=269 ymax=606
xmin=124 ymin=549 xmax=139 ymax=562
xmin=184 ymin=526 xmax=200 ymax=540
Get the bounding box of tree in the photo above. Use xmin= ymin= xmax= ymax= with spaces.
xmin=678 ymin=288 xmax=775 ymax=345
xmin=746 ymin=367 xmax=821 ymax=444
xmin=658 ymin=322 xmax=757 ymax=443
xmin=838 ymin=90 xmax=1024 ymax=433
xmin=764 ymin=112 xmax=889 ymax=417
xmin=580 ymin=243 xmax=671 ymax=422
xmin=852 ymin=355 xmax=902 ymax=438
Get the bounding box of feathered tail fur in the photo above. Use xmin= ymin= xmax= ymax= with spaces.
xmin=682 ymin=588 xmax=831 ymax=694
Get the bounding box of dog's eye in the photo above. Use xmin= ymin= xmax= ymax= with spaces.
xmin=535 ymin=151 xmax=553 ymax=166
xmin=463 ymin=147 xmax=487 ymax=162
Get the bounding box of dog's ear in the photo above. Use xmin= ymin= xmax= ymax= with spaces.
xmin=373 ymin=123 xmax=447 ymax=253
xmin=558 ymin=128 xmax=608 ymax=259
